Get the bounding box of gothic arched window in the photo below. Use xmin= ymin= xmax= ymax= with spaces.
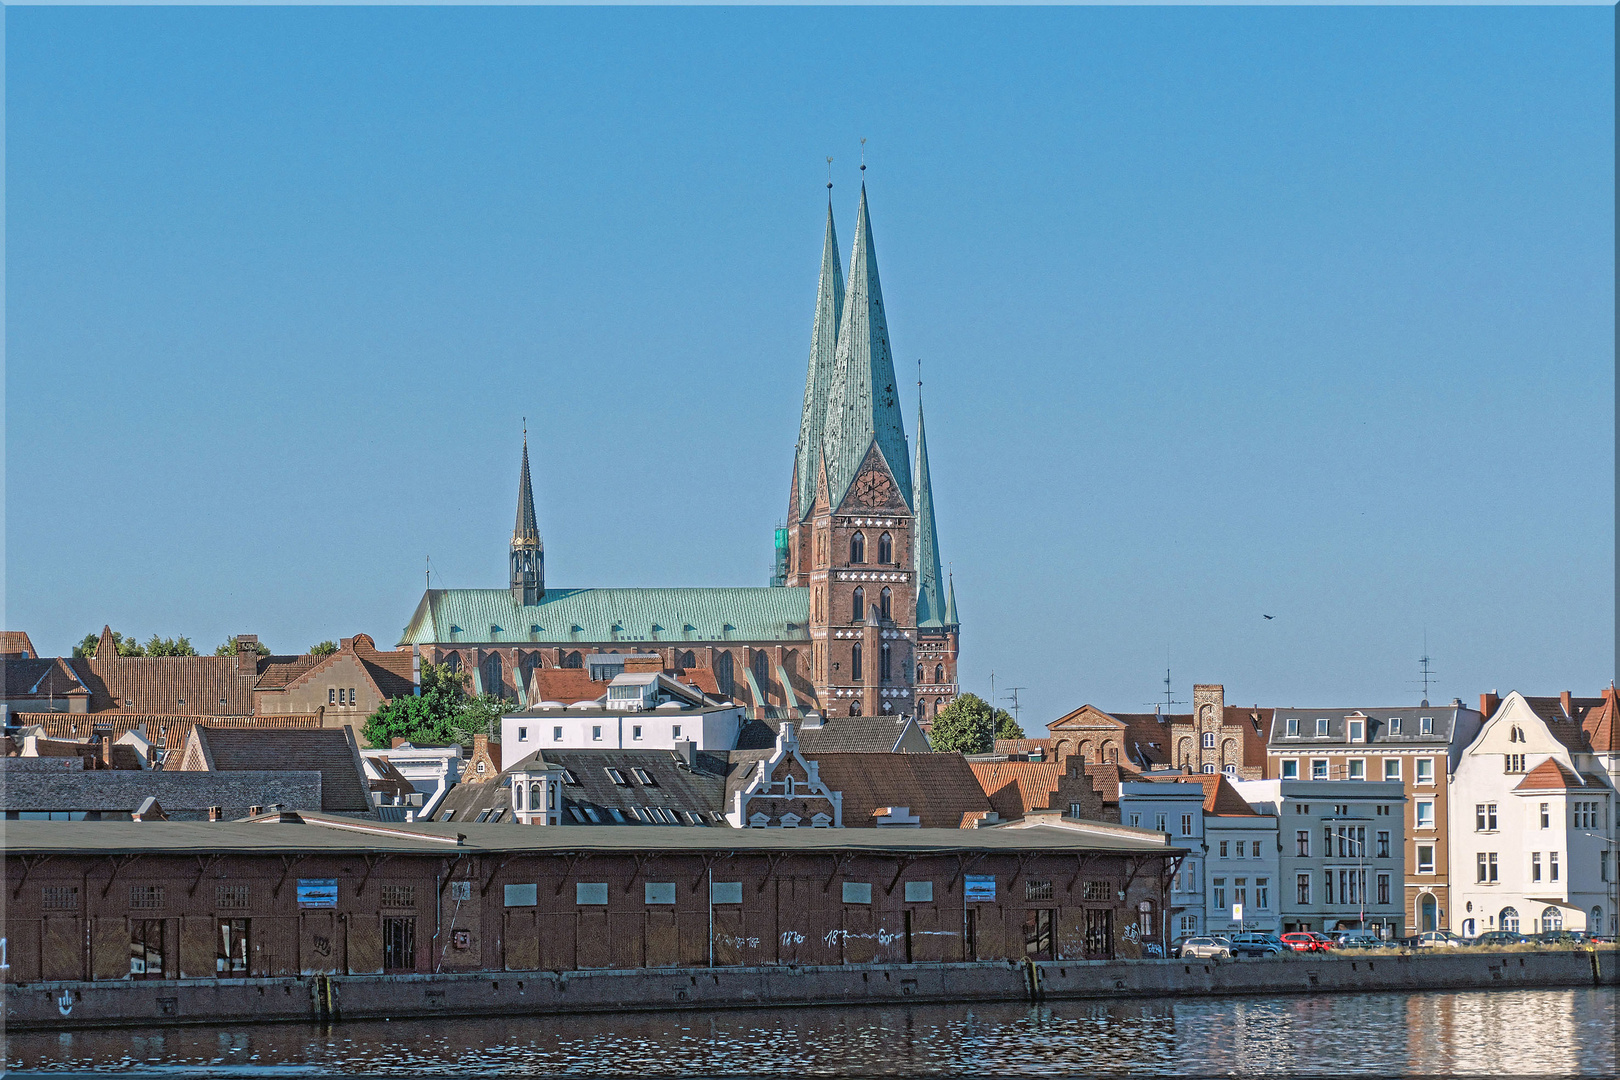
xmin=934 ymin=664 xmax=944 ymax=684
xmin=851 ymin=641 xmax=863 ymax=682
xmin=880 ymin=643 xmax=891 ymax=681
xmin=849 ymin=701 xmax=862 ymax=717
xmin=714 ymin=651 xmax=735 ymax=699
xmin=878 ymin=532 xmax=892 ymax=563
xmin=481 ymin=653 xmax=505 ymax=700
xmin=752 ymin=650 xmax=769 ymax=689
xmin=850 ymin=531 xmax=866 ymax=564
xmin=880 ymin=587 xmax=892 ymax=621
xmin=561 ymin=651 xmax=582 ymax=669
xmin=444 ymin=652 xmax=461 ymax=674
xmin=916 ymin=664 xmax=924 ymax=683
xmin=852 ymin=587 xmax=865 ymax=624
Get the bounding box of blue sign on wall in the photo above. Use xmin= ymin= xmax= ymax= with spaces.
xmin=297 ymin=879 xmax=338 ymax=909
xmin=964 ymin=875 xmax=996 ymax=902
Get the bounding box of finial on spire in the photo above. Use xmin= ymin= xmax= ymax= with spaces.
xmin=522 ymin=416 xmax=527 ymax=443
xmin=827 ymin=156 xmax=833 ymax=191
xmin=917 ymin=358 xmax=923 ymax=394
xmin=860 ymin=138 xmax=867 ymax=174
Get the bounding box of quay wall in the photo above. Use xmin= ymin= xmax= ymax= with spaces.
xmin=5 ymin=949 xmax=1614 ymax=1031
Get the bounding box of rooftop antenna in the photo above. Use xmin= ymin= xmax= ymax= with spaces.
xmin=1415 ymin=632 xmax=1435 ymax=704
xmin=1005 ymin=687 xmax=1027 ymax=728
xmin=1146 ymin=665 xmax=1187 ymax=714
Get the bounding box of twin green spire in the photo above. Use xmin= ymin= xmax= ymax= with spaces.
xmin=791 ymin=183 xmax=953 ymax=629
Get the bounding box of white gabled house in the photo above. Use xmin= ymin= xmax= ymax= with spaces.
xmin=1450 ymin=689 xmax=1618 ymax=939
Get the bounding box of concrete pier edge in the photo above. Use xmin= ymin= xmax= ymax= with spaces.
xmin=4 ymin=949 xmax=1615 ymax=1031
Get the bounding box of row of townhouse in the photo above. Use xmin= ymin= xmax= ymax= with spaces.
xmin=1263 ymin=689 xmax=1619 ymax=938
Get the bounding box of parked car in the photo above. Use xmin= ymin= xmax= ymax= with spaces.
xmin=1228 ymin=933 xmax=1285 ymax=957
xmin=1472 ymin=931 xmax=1531 ymax=947
xmin=1417 ymin=931 xmax=1465 ymax=948
xmin=1179 ymin=936 xmax=1232 ymax=959
xmin=1336 ymin=933 xmax=1385 ymax=950
xmin=1306 ymin=932 xmax=1338 ymax=950
xmin=1280 ymin=932 xmax=1329 ymax=953
xmin=1535 ymin=930 xmax=1592 ymax=947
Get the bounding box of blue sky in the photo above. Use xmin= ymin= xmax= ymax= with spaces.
xmin=6 ymin=6 xmax=1613 ymax=726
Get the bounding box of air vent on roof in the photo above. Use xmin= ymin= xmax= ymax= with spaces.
xmin=450 ymin=625 xmax=463 ymax=634
xmin=684 ymin=624 xmax=696 ymax=633
xmin=611 ymin=623 xmax=624 ymax=633
xmin=651 ymin=624 xmax=664 ymax=633
xmin=531 ymin=625 xmax=543 ymax=633
xmin=490 ymin=625 xmax=503 ymax=635
xmin=571 ymin=625 xmax=583 ymax=634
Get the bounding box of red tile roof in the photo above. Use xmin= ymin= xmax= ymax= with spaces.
xmin=0 ymin=631 xmax=39 ymax=658
xmin=528 ymin=668 xmax=608 ymax=704
xmin=1223 ymin=706 xmax=1274 ymax=769
xmin=809 ymin=752 xmax=995 ymax=829
xmin=67 ymin=654 xmax=258 ymax=715
xmin=969 ymin=760 xmax=1062 ymax=819
xmin=1141 ymin=772 xmax=1258 ymax=816
xmin=1523 ymin=696 xmax=1604 ymax=756
xmin=1080 ymin=760 xmax=1143 ymax=804
xmin=1513 ymin=758 xmax=1585 ymax=792
xmin=1582 ymin=688 xmax=1619 ymax=755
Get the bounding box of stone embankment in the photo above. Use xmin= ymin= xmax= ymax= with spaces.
xmin=5 ymin=948 xmax=1614 ymax=1030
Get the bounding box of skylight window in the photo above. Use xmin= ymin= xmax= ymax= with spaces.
xmin=605 ymin=768 xmax=628 ymax=785
xmin=632 ymin=768 xmax=655 ymax=785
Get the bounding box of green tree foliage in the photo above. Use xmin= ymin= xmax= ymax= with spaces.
xmin=361 ymin=662 xmax=512 ymax=750
xmin=214 ymin=636 xmax=272 ymax=657
xmin=73 ymin=630 xmax=143 ymax=658
xmin=929 ymin=692 xmax=1021 ymax=754
xmin=309 ymin=641 xmax=339 ymax=656
xmin=996 ymin=711 xmax=1026 ymax=741
xmin=143 ymin=635 xmax=198 ymax=657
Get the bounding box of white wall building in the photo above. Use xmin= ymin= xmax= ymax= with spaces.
xmin=360 ymin=742 xmax=463 ymax=818
xmin=503 ymin=673 xmax=745 ymax=754
xmin=1120 ymin=781 xmax=1207 ymax=940
xmin=1449 ymin=690 xmax=1618 ymax=938
xmin=1233 ymin=779 xmax=1407 ymax=936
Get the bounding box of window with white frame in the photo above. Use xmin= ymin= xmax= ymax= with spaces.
xmin=1281 ymin=759 xmax=1299 ymax=779
xmin=1348 ymin=719 xmax=1365 ymax=742
xmin=1384 ymin=758 xmax=1401 ymax=781
xmin=1376 ymin=830 xmax=1390 ymax=858
xmin=1219 ymin=840 xmax=1229 ymax=857
xmin=1476 ymin=803 xmax=1497 ymax=831
xmin=1550 ymin=851 xmax=1559 ymax=881
xmin=1155 ymin=813 xmax=1167 ymax=832
xmin=1348 ymin=759 xmax=1365 ymax=780
xmin=1415 ymin=801 xmax=1434 ymax=829
xmin=1416 ymin=845 xmax=1434 ymax=874
xmin=1312 ymin=759 xmax=1329 ymax=780
xmin=1255 ymin=878 xmax=1269 ymax=909
xmin=1181 ymin=814 xmax=1194 ymax=836
xmin=1416 ymin=758 xmax=1434 ymax=784
xmin=1419 ymin=716 xmax=1433 ymax=734
xmin=1532 ymin=852 xmax=1542 ymax=881
xmin=517 ymin=727 xmax=528 ymax=742
xmin=1296 ymin=873 xmax=1311 ymax=904
xmin=1202 ymin=732 xmax=1215 ymax=749
xmin=1296 ymin=830 xmax=1310 ymax=857
xmin=1388 ymin=717 xmax=1402 ymax=734
xmin=1316 ymin=718 xmax=1330 ymax=736
xmin=1540 ymin=803 xmax=1549 ymax=829
xmin=1285 ymin=718 xmax=1299 ymax=737
xmin=1213 ymin=878 xmax=1226 ymax=909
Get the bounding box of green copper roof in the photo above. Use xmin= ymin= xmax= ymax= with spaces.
xmin=821 ymin=185 xmax=913 ymax=513
xmin=400 ymin=588 xmax=811 ymax=646
xmin=792 ymin=200 xmax=844 ymax=521
xmin=944 ymin=572 xmax=958 ymax=627
xmin=913 ymin=390 xmax=947 ymax=628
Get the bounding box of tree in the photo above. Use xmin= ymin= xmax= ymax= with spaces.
xmin=360 ymin=662 xmax=512 ymax=750
xmin=930 ymin=692 xmax=1024 ymax=753
xmin=143 ymin=635 xmax=198 ymax=657
xmin=309 ymin=641 xmax=339 ymax=656
xmin=214 ymin=636 xmax=271 ymax=657
xmin=73 ymin=630 xmax=143 ymax=658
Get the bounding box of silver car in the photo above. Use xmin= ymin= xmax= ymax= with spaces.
xmin=1179 ymin=935 xmax=1232 ymax=959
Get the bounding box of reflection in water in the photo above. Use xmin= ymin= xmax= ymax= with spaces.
xmin=5 ymin=988 xmax=1615 ymax=1076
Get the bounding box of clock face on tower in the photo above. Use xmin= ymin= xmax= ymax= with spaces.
xmin=853 ymin=471 xmax=896 ymax=508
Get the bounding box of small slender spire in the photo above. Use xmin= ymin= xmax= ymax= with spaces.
xmin=945 ymin=568 xmax=959 ymax=627
xmin=514 ymin=426 xmax=539 ymax=543
xmin=511 ymin=428 xmax=545 ymax=604
xmin=913 ymin=376 xmax=947 ymax=628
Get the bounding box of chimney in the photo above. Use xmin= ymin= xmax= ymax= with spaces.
xmin=1560 ymin=691 xmax=1573 ymax=717
xmin=392 ymin=737 xmax=408 ymax=749
xmin=412 ymin=646 xmax=422 ymax=697
xmin=100 ymin=735 xmax=113 ymax=768
xmin=1480 ymin=691 xmax=1501 ymax=718
xmin=208 ymin=805 xmax=223 ymax=821
xmin=235 ymin=635 xmax=260 ymax=677
xmin=673 ymin=738 xmax=697 ymax=769
xmin=248 ymin=805 xmax=263 ymax=817
xmin=776 ymin=722 xmax=798 ymax=754
xmin=340 ymin=637 xmax=354 ymax=651
xmin=473 ymin=733 xmax=488 ymax=756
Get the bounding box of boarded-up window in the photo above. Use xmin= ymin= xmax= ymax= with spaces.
xmin=42 ymin=886 xmax=79 ymax=910
xmin=903 ymin=881 xmax=933 ymax=903
xmin=504 ymin=884 xmax=538 ymax=908
xmin=216 ymin=885 xmax=249 ymax=909
xmin=380 ymin=885 xmax=415 ymax=909
xmin=576 ymin=883 xmax=608 ymax=906
xmin=1082 ymin=880 xmax=1112 ymax=902
xmin=448 ymin=881 xmax=472 ymax=901
xmin=129 ymin=885 xmax=164 ymax=909
xmin=710 ymin=882 xmax=743 ymax=905
xmin=842 ymin=882 xmax=872 ymax=905
xmin=644 ymin=882 xmax=676 ymax=905
xmin=1026 ymin=880 xmax=1053 ymax=901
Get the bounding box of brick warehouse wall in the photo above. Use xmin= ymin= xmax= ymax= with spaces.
xmin=3 ymin=845 xmax=1169 ymax=982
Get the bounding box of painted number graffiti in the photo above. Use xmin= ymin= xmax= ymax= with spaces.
xmin=781 ymin=931 xmax=806 ymax=947
xmin=719 ymin=935 xmax=760 ymax=949
xmin=823 ymin=928 xmax=904 ymax=947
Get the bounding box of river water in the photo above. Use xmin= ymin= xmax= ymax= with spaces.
xmin=5 ymin=988 xmax=1616 ymax=1076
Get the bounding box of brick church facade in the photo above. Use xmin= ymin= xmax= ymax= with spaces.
xmin=400 ymin=185 xmax=960 ymax=721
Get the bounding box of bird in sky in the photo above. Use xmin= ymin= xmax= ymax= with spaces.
xmin=1263 ymin=615 xmax=1274 ymax=620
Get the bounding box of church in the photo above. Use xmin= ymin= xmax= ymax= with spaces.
xmin=400 ymin=184 xmax=961 ymax=721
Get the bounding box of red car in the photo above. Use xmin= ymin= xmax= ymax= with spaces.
xmin=1280 ymin=932 xmax=1330 ymax=953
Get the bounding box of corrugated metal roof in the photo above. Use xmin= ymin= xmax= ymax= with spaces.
xmin=0 ymin=818 xmax=1180 ymax=856
xmin=400 ymin=588 xmax=811 ymax=646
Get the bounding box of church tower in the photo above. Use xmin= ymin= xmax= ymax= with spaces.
xmin=805 ymin=184 xmax=918 ymax=718
xmin=787 ymin=191 xmax=844 ymax=587
xmin=912 ymin=386 xmax=960 ymax=721
xmin=510 ymin=432 xmax=545 ymax=605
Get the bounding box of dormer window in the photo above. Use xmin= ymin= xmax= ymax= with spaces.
xmin=1285 ymin=718 xmax=1299 ymax=737
xmin=1419 ymin=716 xmax=1434 ymax=735
xmin=1348 ymin=719 xmax=1365 ymax=743
xmin=1389 ymin=717 xmax=1402 ymax=734
xmin=1315 ymin=718 xmax=1329 ymax=737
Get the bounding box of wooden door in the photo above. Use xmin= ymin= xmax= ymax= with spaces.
xmin=90 ymin=918 xmax=126 ymax=981
xmin=645 ymin=912 xmax=679 ymax=968
xmin=347 ymin=915 xmax=383 ymax=975
xmin=504 ymin=911 xmax=539 ymax=971
xmin=299 ymin=912 xmax=341 ymax=975
xmin=40 ymin=917 xmax=80 ymax=982
xmin=576 ymin=911 xmax=611 ymax=968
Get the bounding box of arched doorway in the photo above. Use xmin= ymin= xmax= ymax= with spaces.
xmin=1419 ymin=893 xmax=1437 ymax=933
xmin=1499 ymin=907 xmax=1519 ymax=933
